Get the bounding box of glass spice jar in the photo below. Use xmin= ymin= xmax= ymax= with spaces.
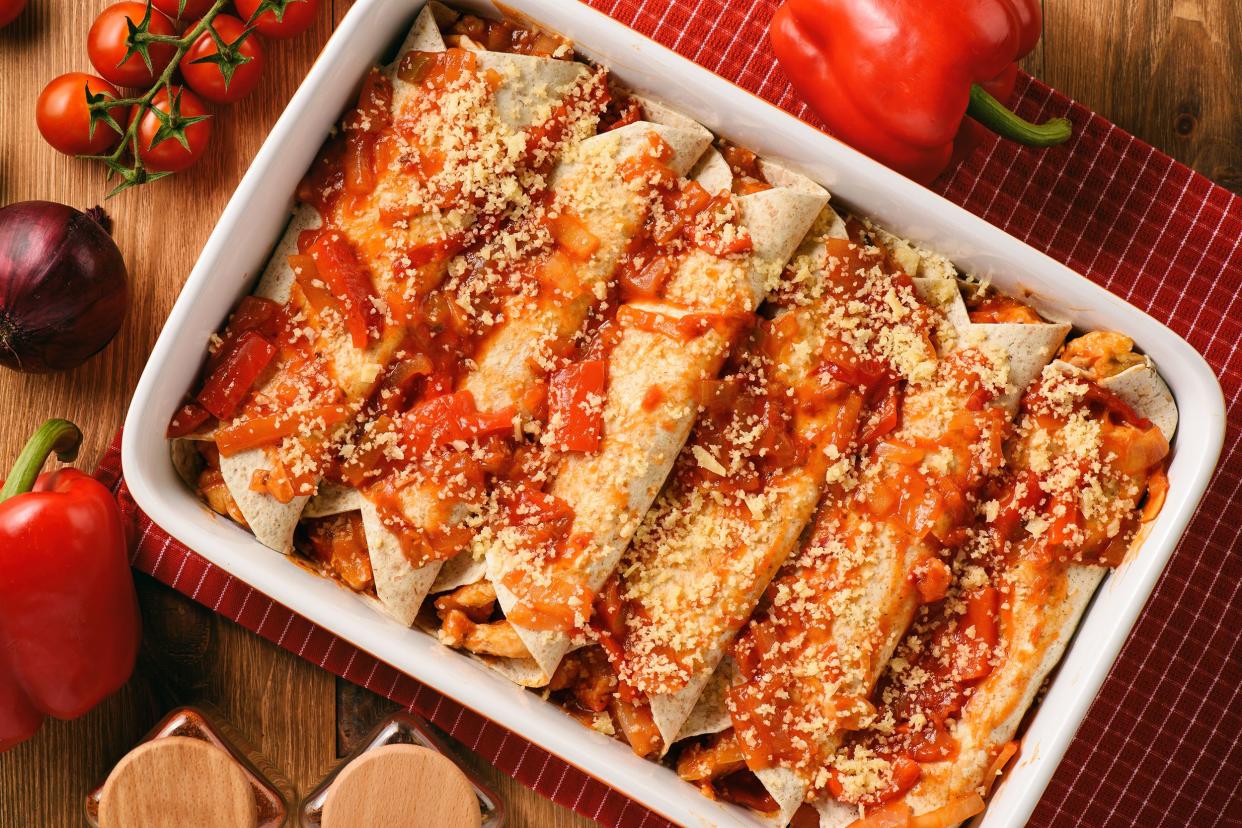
xmin=84 ymin=705 xmax=291 ymax=828
xmin=299 ymin=711 xmax=503 ymax=827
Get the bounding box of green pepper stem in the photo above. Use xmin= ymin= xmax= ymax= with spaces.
xmin=967 ymin=84 xmax=1073 ymax=147
xmin=0 ymin=419 xmax=83 ymax=503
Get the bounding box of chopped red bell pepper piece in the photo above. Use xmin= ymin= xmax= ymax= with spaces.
xmin=769 ymin=0 xmax=1071 ymax=184
xmin=228 ymin=294 xmax=282 ymax=334
xmin=590 ymin=575 xmax=627 ymax=667
xmin=548 ymin=359 xmax=608 ymax=453
xmin=400 ymin=232 xmax=468 ymax=271
xmin=346 ymin=67 xmax=393 ymax=134
xmin=0 ymin=420 xmax=139 ymax=751
xmin=306 ymin=231 xmax=383 ymax=349
xmin=907 ymin=719 xmax=959 ymax=763
xmin=289 ymin=252 xmax=336 ymax=317
xmin=197 ymin=330 xmax=278 ymax=420
xmin=342 ymin=69 xmax=394 ymax=196
xmin=618 ymin=254 xmax=674 ymax=299
xmin=956 ymin=586 xmax=999 ymax=681
xmin=399 ymin=391 xmax=515 ymax=456
xmin=216 ymin=404 xmax=354 ymax=457
xmin=859 ymin=383 xmax=903 ymax=446
xmin=166 ymin=400 xmax=215 ymax=438
xmin=205 ymin=295 xmax=283 ymax=373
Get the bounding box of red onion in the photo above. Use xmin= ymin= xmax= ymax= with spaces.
xmin=0 ymin=201 xmax=129 ymax=373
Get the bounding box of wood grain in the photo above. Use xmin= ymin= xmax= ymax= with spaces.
xmin=1024 ymin=0 xmax=1242 ymax=192
xmin=98 ymin=737 xmax=257 ymax=828
xmin=320 ymin=745 xmax=481 ymax=828
xmin=0 ymin=2 xmax=1236 ymax=826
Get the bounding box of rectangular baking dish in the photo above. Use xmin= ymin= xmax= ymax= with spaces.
xmin=122 ymin=1 xmax=1227 ymax=825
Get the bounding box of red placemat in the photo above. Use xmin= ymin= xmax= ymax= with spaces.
xmin=98 ymin=1 xmax=1241 ymax=825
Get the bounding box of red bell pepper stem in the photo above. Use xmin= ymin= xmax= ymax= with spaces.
xmin=0 ymin=419 xmax=83 ymax=503
xmin=966 ymin=84 xmax=1072 ymax=147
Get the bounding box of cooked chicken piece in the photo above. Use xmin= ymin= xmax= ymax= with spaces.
xmin=440 ymin=610 xmax=528 ymax=658
xmin=434 ymin=580 xmax=497 ymax=623
xmin=197 ymin=467 xmax=249 ymax=527
xmin=677 ymin=729 xmax=747 ymax=783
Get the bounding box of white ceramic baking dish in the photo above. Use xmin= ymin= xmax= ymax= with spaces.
xmin=123 ymin=1 xmax=1226 ymax=825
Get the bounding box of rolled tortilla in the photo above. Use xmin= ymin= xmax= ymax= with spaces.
xmin=211 ymin=208 xmax=320 ymax=552
xmin=819 ymin=357 xmax=1173 ymax=825
xmin=206 ymin=6 xmax=601 ymax=562
xmin=461 ymin=117 xmax=714 ymax=410
xmin=294 ymin=482 xmax=432 ymax=626
xmin=614 ymin=208 xmax=942 ymax=751
xmin=1100 ymin=359 xmax=1177 ymax=441
xmin=208 ymin=5 xmax=441 ymax=554
xmin=730 ymin=278 xmax=1070 ymax=822
xmin=348 ymin=113 xmax=715 ymax=625
xmin=678 ymin=658 xmax=737 ymax=742
xmin=911 ymin=276 xmax=1071 ymax=416
xmin=911 ymin=360 xmax=1169 ymax=815
xmin=486 ymin=155 xmax=829 ymax=682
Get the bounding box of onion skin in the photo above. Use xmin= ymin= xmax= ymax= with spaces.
xmin=0 ymin=201 xmax=129 ymax=373
xmin=0 ymin=0 xmax=26 ymax=28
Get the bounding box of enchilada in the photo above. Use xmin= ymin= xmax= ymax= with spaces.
xmin=814 ymin=334 xmax=1172 ymax=828
xmin=609 ymin=210 xmax=940 ymax=756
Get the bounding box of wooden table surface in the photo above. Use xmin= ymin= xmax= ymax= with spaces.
xmin=0 ymin=1 xmax=1237 ymax=825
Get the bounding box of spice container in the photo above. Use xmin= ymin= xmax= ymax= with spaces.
xmin=85 ymin=705 xmax=291 ymax=828
xmin=299 ymin=711 xmax=503 ymax=827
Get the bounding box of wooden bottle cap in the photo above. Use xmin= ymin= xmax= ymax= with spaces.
xmin=322 ymin=744 xmax=481 ymax=828
xmin=99 ymin=735 xmax=257 ymax=828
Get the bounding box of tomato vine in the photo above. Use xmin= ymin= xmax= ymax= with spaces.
xmin=77 ymin=0 xmax=307 ymax=195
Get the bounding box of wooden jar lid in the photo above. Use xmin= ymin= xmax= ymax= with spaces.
xmin=322 ymin=744 xmax=481 ymax=828
xmin=99 ymin=736 xmax=257 ymax=828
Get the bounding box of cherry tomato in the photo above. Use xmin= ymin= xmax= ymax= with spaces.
xmin=150 ymin=0 xmax=214 ymax=21
xmin=136 ymin=86 xmax=212 ymax=173
xmin=0 ymin=0 xmax=27 ymax=29
xmin=234 ymin=0 xmax=320 ymax=40
xmin=36 ymin=73 xmax=131 ymax=156
xmin=180 ymin=14 xmax=266 ymax=104
xmin=88 ymin=2 xmax=178 ymax=88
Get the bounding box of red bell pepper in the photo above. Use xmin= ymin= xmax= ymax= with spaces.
xmin=770 ymin=0 xmax=1072 ymax=184
xmin=166 ymin=399 xmax=214 ymax=438
xmin=399 ymin=390 xmax=516 ymax=456
xmin=956 ymin=586 xmax=1000 ymax=681
xmin=306 ymin=230 xmax=383 ymax=350
xmin=197 ymin=329 xmax=278 ymax=420
xmin=0 ymin=420 xmax=140 ymax=751
xmin=215 ymin=403 xmax=355 ymax=457
xmin=547 ymin=359 xmax=608 ymax=453
xmin=206 ymin=295 xmax=283 ymax=374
